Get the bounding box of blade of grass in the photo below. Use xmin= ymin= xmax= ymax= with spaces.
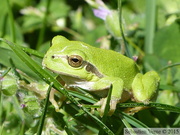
xmin=0 ymin=38 xmax=114 ymax=135
xmin=118 ymin=0 xmax=131 ymax=58
xmin=0 ymin=67 xmax=11 ymax=78
xmin=145 ymin=0 xmax=156 ymax=54
xmin=0 ymin=42 xmax=44 ymax=58
xmin=6 ymin=0 xmax=16 ymax=43
xmin=119 ymin=112 xmax=149 ymax=128
xmin=120 ymin=112 xmax=158 ymax=135
xmin=37 ymin=83 xmax=53 ymax=135
xmin=36 ymin=0 xmax=51 ymax=49
xmin=159 ymin=63 xmax=180 ymax=72
xmin=119 ymin=113 xmax=137 ymax=135
xmin=99 ymin=85 xmax=112 ymax=135
xmin=68 ymin=90 xmax=97 ymax=104
xmin=0 ymin=79 xmax=3 ymax=135
xmin=148 ymin=103 xmax=180 ymax=113
xmin=172 ymin=114 xmax=180 ymax=126
xmin=19 ymin=121 xmax=25 ymax=135
xmin=118 ymin=102 xmax=180 ymax=113
xmin=21 ymin=47 xmax=44 ymax=58
xmin=0 ymin=68 xmax=12 ymax=134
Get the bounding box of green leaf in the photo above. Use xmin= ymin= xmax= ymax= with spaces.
xmin=0 ymin=47 xmax=40 ymax=79
xmin=154 ymin=22 xmax=180 ymax=63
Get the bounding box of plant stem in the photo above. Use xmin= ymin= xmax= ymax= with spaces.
xmin=36 ymin=0 xmax=51 ymax=49
xmin=118 ymin=0 xmax=131 ymax=58
xmin=145 ymin=0 xmax=156 ymax=54
xmin=6 ymin=0 xmax=16 ymax=43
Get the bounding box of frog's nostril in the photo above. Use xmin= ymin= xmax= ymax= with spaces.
xmin=51 ymin=55 xmax=55 ymax=59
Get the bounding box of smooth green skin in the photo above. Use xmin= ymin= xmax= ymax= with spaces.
xmin=42 ymin=35 xmax=160 ymax=115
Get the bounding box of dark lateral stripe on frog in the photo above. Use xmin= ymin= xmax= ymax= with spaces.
xmin=84 ymin=61 xmax=104 ymax=78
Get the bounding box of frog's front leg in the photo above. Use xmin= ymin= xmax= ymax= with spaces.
xmin=93 ymin=77 xmax=126 ymax=116
xmin=49 ymin=88 xmax=66 ymax=112
xmin=132 ymin=71 xmax=160 ymax=103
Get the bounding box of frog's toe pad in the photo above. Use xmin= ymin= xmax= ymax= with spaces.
xmin=95 ymin=98 xmax=118 ymax=116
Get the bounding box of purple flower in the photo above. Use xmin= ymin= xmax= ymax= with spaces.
xmin=0 ymin=77 xmax=3 ymax=80
xmin=132 ymin=56 xmax=138 ymax=62
xmin=93 ymin=7 xmax=111 ymax=20
xmin=21 ymin=104 xmax=26 ymax=108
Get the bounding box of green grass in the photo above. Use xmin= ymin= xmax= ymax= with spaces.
xmin=0 ymin=0 xmax=180 ymax=134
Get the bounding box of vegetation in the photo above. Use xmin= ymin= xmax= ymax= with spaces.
xmin=0 ymin=0 xmax=180 ymax=134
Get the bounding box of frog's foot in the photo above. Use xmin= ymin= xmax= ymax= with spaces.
xmin=49 ymin=89 xmax=65 ymax=112
xmin=95 ymin=97 xmax=118 ymax=116
xmin=132 ymin=71 xmax=160 ymax=103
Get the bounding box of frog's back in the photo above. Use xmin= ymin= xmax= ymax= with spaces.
xmin=86 ymin=45 xmax=140 ymax=89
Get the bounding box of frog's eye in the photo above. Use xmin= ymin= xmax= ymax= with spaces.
xmin=68 ymin=55 xmax=83 ymax=67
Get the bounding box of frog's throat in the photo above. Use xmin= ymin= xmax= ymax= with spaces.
xmin=84 ymin=61 xmax=104 ymax=78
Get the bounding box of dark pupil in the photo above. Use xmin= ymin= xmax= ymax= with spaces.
xmin=71 ymin=58 xmax=79 ymax=63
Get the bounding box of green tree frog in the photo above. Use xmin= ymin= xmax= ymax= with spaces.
xmin=42 ymin=35 xmax=160 ymax=115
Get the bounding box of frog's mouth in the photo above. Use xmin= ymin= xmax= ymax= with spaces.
xmin=59 ymin=74 xmax=103 ymax=91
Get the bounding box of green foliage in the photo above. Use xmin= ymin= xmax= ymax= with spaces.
xmin=0 ymin=0 xmax=180 ymax=134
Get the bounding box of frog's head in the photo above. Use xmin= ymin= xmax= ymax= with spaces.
xmin=42 ymin=36 xmax=103 ymax=81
